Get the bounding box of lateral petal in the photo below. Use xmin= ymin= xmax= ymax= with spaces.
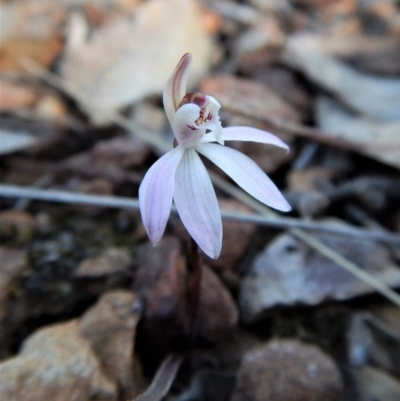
xmin=221 ymin=126 xmax=289 ymax=152
xmin=139 ymin=146 xmax=185 ymax=245
xmin=163 ymin=53 xmax=193 ymax=127
xmin=197 ymin=143 xmax=291 ymax=212
xmin=174 ymin=149 xmax=222 ymax=259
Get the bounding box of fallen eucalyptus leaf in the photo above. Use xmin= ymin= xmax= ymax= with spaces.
xmin=284 ymin=34 xmax=400 ymax=122
xmin=61 ymin=0 xmax=215 ymax=124
xmin=0 ymin=79 xmax=37 ymax=111
xmin=0 ymin=0 xmax=64 ymax=73
xmin=316 ymin=96 xmax=400 ymax=169
xmin=240 ymin=222 xmax=400 ymax=323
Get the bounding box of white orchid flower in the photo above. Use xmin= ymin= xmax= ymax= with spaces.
xmin=139 ymin=53 xmax=291 ymax=259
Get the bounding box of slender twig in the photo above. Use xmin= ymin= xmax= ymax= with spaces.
xmin=292 ymin=228 xmax=400 ymax=307
xmin=20 ymin=58 xmax=400 ymax=308
xmin=132 ymin=354 xmax=182 ymax=401
xmin=218 ymin=211 xmax=400 ymax=244
xmin=0 ymin=184 xmax=139 ymax=209
xmin=346 ymin=203 xmax=400 ymax=260
xmin=13 ymin=173 xmax=54 ymax=211
xmin=223 ymin=108 xmax=362 ymax=151
xmin=20 ymin=58 xmax=170 ymax=155
xmin=2 ymin=184 xmax=400 ymax=245
xmin=211 ymin=176 xmax=400 ymax=308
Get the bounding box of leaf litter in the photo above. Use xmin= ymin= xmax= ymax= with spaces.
xmin=61 ymin=0 xmax=216 ymax=124
xmin=0 ymin=0 xmax=400 ymax=400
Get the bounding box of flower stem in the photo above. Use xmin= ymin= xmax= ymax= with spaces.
xmin=186 ymin=237 xmax=202 ymax=343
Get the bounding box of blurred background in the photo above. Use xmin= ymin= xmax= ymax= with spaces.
xmin=1 ymin=1 xmax=400 ymax=400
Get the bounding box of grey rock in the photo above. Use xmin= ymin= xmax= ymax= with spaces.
xmin=75 ymin=247 xmax=131 ymax=277
xmin=359 ymin=366 xmax=400 ymax=401
xmin=231 ymin=339 xmax=342 ymax=401
xmin=0 ymin=321 xmax=116 ymax=401
xmin=79 ymin=291 xmax=145 ymax=399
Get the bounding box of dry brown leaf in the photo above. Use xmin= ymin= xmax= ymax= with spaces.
xmin=200 ymin=75 xmax=302 ymax=123
xmin=0 ymin=38 xmax=63 ymax=73
xmin=316 ymin=96 xmax=400 ymax=169
xmin=0 ymin=1 xmax=65 ymax=73
xmin=284 ymin=35 xmax=400 ymax=123
xmin=35 ymin=94 xmax=67 ymax=120
xmin=240 ymin=225 xmax=400 ymax=323
xmin=284 ymin=34 xmax=400 ymax=75
xmin=61 ymin=0 xmax=216 ymax=124
xmin=0 ymin=79 xmax=37 ymax=110
xmin=233 ymin=16 xmax=286 ymax=55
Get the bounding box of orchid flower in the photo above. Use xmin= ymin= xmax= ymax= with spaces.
xmin=139 ymin=53 xmax=291 ymax=259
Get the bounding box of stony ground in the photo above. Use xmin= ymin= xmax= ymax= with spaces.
xmin=1 ymin=0 xmax=400 ymax=400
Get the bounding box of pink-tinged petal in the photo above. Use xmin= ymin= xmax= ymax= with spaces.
xmin=221 ymin=126 xmax=289 ymax=152
xmin=197 ymin=143 xmax=291 ymax=212
xmin=174 ymin=149 xmax=222 ymax=258
xmin=139 ymin=146 xmax=185 ymax=245
xmin=163 ymin=53 xmax=192 ymax=126
xmin=172 ymin=103 xmax=205 ymax=148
